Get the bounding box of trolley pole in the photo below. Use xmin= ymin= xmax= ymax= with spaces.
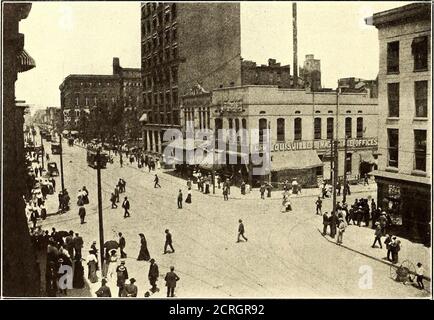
xmin=343 ymin=136 xmax=348 ymax=203
xmin=96 ymin=149 xmax=105 ymax=275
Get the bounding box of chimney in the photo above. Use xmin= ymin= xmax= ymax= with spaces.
xmin=113 ymin=57 xmax=120 ymax=75
xmin=292 ymin=2 xmax=298 ymax=88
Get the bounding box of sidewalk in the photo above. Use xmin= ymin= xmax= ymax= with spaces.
xmin=321 ymin=223 xmax=431 ymax=284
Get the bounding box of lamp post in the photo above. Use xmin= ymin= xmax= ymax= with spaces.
xmin=95 ymin=148 xmax=105 ymax=275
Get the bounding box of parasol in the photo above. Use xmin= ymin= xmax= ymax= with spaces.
xmin=104 ymin=240 xmax=119 ymax=251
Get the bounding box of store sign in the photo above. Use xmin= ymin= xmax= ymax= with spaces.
xmin=217 ymin=100 xmax=244 ymax=114
xmin=254 ymin=137 xmax=378 ymax=152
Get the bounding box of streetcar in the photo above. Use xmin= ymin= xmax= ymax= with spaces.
xmin=86 ymin=149 xmax=109 ymax=169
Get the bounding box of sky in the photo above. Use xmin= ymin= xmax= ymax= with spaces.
xmin=14 ymin=1 xmax=412 ymax=113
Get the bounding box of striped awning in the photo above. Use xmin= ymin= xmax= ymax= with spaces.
xmin=17 ymin=49 xmax=36 ymax=73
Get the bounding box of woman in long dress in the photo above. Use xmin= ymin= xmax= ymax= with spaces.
xmin=87 ymin=250 xmax=98 ymax=283
xmin=137 ymin=233 xmax=150 ymax=261
xmin=185 ymin=188 xmax=192 ymax=204
xmin=73 ymin=258 xmax=85 ymax=289
xmin=106 ymin=250 xmax=118 ymax=279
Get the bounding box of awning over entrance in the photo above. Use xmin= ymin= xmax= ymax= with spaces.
xmin=17 ymin=49 xmax=36 ymax=73
xmin=198 ymin=151 xmax=225 ymax=171
xmin=270 ymin=150 xmax=323 ymax=172
xmin=359 ymin=151 xmax=376 ymax=164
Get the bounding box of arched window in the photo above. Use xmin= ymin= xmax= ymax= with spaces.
xmin=214 ymin=118 xmax=223 ymax=131
xmin=277 ymin=118 xmax=285 ymax=142
xmin=327 ymin=118 xmax=334 ymax=140
xmin=345 ymin=117 xmax=352 ymax=138
xmin=357 ymin=117 xmax=363 ymax=138
xmin=235 ymin=118 xmax=240 ymax=132
xmin=314 ymin=118 xmax=321 ymax=140
xmin=259 ymin=118 xmax=267 ymax=143
xmin=294 ymin=118 xmax=302 ymax=141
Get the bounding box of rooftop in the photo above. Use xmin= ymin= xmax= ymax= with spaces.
xmin=366 ymin=3 xmax=431 ymax=28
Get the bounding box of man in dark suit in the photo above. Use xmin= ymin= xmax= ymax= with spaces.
xmin=164 ymin=266 xmax=180 ymax=297
xmin=237 ymin=219 xmax=248 ymax=242
xmin=119 ymin=232 xmax=127 ymax=258
xmin=154 ymin=174 xmax=161 ymax=188
xmin=78 ymin=204 xmax=86 ymax=224
xmin=148 ymin=258 xmax=159 ymax=293
xmin=73 ymin=233 xmax=83 ymax=259
xmin=164 ymin=229 xmax=175 ymax=254
xmin=122 ymin=197 xmax=130 ymax=218
xmin=177 ymin=190 xmax=183 ymax=209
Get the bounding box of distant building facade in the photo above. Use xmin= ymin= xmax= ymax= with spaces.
xmin=140 ymin=2 xmax=242 ymax=154
xmin=59 ymin=58 xmax=142 ymax=140
xmin=241 ymin=58 xmax=291 ymax=88
xmin=300 ymin=54 xmax=321 ymax=91
xmin=338 ymin=77 xmax=378 ymax=98
xmin=368 ymin=3 xmax=431 ymax=245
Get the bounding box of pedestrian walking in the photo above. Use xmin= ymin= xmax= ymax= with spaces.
xmin=371 ymin=222 xmax=383 ymax=248
xmin=164 ymin=229 xmax=175 ymax=254
xmin=119 ymin=232 xmax=127 ymax=258
xmin=237 ymin=219 xmax=248 ymax=242
xmin=148 ymin=258 xmax=159 ymax=293
xmin=154 ymin=174 xmax=161 ymax=188
xmin=65 ymin=231 xmax=75 ymax=258
xmin=137 ymin=233 xmax=151 ymax=261
xmin=114 ymin=185 xmax=120 ymax=203
xmin=390 ymin=238 xmax=401 ymax=264
xmin=164 ymin=266 xmax=180 ymax=298
xmin=82 ymin=186 xmax=89 ymax=204
xmin=260 ymin=183 xmax=266 ymax=200
xmin=95 ymin=278 xmax=112 ymax=297
xmin=106 ymin=250 xmax=118 ymax=279
xmin=116 ymin=261 xmax=129 ymax=297
xmin=87 ymin=250 xmax=98 ymax=283
xmin=330 ymin=211 xmax=338 ymax=238
xmin=336 ymin=218 xmax=346 ymax=245
xmin=122 ymin=197 xmax=130 ymax=218
xmin=416 ymin=263 xmax=425 ymax=290
xmin=322 ymin=211 xmax=330 ymax=235
xmin=266 ymin=183 xmax=272 ymax=198
xmin=110 ymin=193 xmax=118 ymax=208
xmin=78 ymin=204 xmax=86 ymax=224
xmin=73 ymin=233 xmax=83 ymax=259
xmin=223 ymin=186 xmax=229 ymax=201
xmin=123 ymin=278 xmax=138 ymax=297
xmin=336 ymin=180 xmax=341 ymax=196
xmin=384 ymin=234 xmax=393 ymax=261
xmin=177 ymin=189 xmax=183 ymax=209
xmin=315 ymin=197 xmax=322 ymax=215
xmin=363 ymin=173 xmax=369 ymax=186
xmin=185 ymin=188 xmax=192 ymax=204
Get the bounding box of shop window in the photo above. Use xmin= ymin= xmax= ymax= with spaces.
xmin=387 ymin=129 xmax=399 ymax=168
xmin=387 ymin=41 xmax=399 ymax=73
xmin=412 ymin=36 xmax=428 ymax=71
xmin=326 ymin=117 xmax=334 ymax=139
xmin=316 ymin=155 xmax=324 ymax=176
xmin=414 ymin=130 xmax=426 ymax=171
xmin=415 ymin=81 xmax=428 ymax=118
xmin=388 ymin=83 xmax=400 ymax=117
xmin=345 ymin=117 xmax=352 ymax=138
xmin=277 ymin=118 xmax=285 ymax=142
xmin=294 ymin=118 xmax=302 ymax=141
xmin=356 ymin=117 xmax=363 ymax=138
xmin=314 ymin=118 xmax=321 ymax=140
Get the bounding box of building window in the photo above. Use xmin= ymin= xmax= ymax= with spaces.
xmin=356 ymin=117 xmax=363 ymax=138
xmin=415 ymin=80 xmax=428 ymax=117
xmin=259 ymin=118 xmax=267 ymax=143
xmin=387 ymin=41 xmax=399 ymax=73
xmin=76 ymin=96 xmax=79 ymax=106
xmin=387 ymin=129 xmax=399 ymax=168
xmin=414 ymin=130 xmax=426 ymax=171
xmin=215 ymin=118 xmax=223 ymax=131
xmin=228 ymin=118 xmax=233 ymax=130
xmin=277 ymin=118 xmax=285 ymax=142
xmin=294 ymin=118 xmax=302 ymax=141
xmin=235 ymin=118 xmax=240 ymax=132
xmin=314 ymin=118 xmax=321 ymax=140
xmin=345 ymin=117 xmax=352 ymax=138
xmin=345 ymin=153 xmax=352 ymax=174
xmin=412 ymin=36 xmax=428 ymax=71
xmin=171 ymin=3 xmax=177 ymax=19
xmin=326 ymin=117 xmax=334 ymax=139
xmin=387 ymin=83 xmax=399 ymax=117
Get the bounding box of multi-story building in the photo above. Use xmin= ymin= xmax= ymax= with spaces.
xmin=3 ymin=2 xmax=40 ymax=296
xmin=368 ymin=3 xmax=431 ymax=245
xmin=59 ymin=58 xmax=142 ymax=141
xmin=179 ymin=85 xmax=378 ymax=187
xmin=241 ymin=58 xmax=292 ymax=88
xmin=140 ymin=2 xmax=242 ymax=154
xmin=300 ymin=54 xmax=321 ymax=91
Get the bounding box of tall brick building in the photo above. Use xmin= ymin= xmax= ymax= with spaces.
xmin=140 ymin=2 xmax=242 ymax=154
xmin=241 ymin=58 xmax=291 ymax=88
xmin=368 ymin=3 xmax=431 ymax=245
xmin=59 ymin=58 xmax=142 ymax=141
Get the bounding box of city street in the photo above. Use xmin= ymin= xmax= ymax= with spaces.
xmin=37 ymin=141 xmax=430 ymax=298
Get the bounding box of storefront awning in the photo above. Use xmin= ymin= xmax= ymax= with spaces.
xmin=270 ymin=150 xmax=323 ymax=172
xmin=17 ymin=49 xmax=36 ymax=73
xmin=359 ymin=152 xmax=376 ymax=164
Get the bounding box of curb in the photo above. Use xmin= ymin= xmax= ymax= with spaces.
xmin=317 ymin=228 xmax=431 ymax=282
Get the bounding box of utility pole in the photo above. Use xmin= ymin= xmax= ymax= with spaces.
xmin=343 ymin=135 xmax=348 ymax=203
xmin=40 ymin=130 xmax=44 ymax=168
xmin=59 ymin=110 xmax=65 ymax=192
xmin=332 ymin=140 xmax=338 ymax=215
xmin=96 ymin=149 xmax=105 ymax=276
xmin=268 ymin=121 xmax=272 ymax=185
xmin=292 ymin=2 xmax=298 ymax=88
